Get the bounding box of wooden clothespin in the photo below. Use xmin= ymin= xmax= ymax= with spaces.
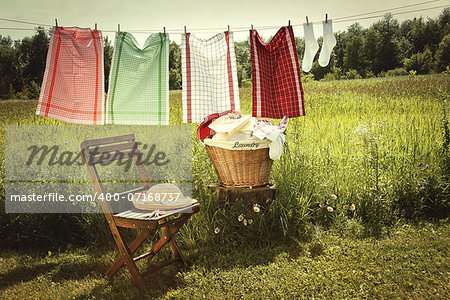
xmin=227 ymin=25 xmax=230 ymax=33
xmin=325 ymin=13 xmax=328 ymax=23
xmin=251 ymin=24 xmax=253 ymax=32
xmin=306 ymin=16 xmax=309 ymax=26
xmin=288 ymin=20 xmax=291 ymax=27
xmin=163 ymin=26 xmax=166 ymax=36
xmin=118 ymin=24 xmax=120 ymax=34
xmin=55 ymin=18 xmax=58 ymax=28
xmin=95 ymin=23 xmax=97 ymax=31
xmin=184 ymin=26 xmax=187 ymax=36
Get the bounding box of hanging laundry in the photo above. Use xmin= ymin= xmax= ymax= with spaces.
xmin=250 ymin=26 xmax=305 ymax=119
xmin=182 ymin=32 xmax=240 ymax=123
xmin=318 ymin=20 xmax=336 ymax=67
xmin=106 ymin=32 xmax=169 ymax=125
xmin=302 ymin=22 xmax=319 ymax=72
xmin=36 ymin=27 xmax=104 ymax=125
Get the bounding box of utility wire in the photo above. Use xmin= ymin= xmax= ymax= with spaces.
xmin=0 ymin=2 xmax=448 ymax=34
xmin=0 ymin=17 xmax=51 ymax=27
xmin=334 ymin=0 xmax=440 ymax=21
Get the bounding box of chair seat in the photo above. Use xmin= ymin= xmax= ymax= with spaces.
xmin=114 ymin=203 xmax=200 ymax=221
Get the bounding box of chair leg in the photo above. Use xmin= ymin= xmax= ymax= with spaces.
xmin=106 ymin=229 xmax=151 ymax=277
xmin=161 ymin=225 xmax=187 ymax=266
xmin=146 ymin=216 xmax=191 ymax=264
xmin=108 ymin=223 xmax=147 ymax=289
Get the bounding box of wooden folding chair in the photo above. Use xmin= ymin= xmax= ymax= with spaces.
xmin=80 ymin=134 xmax=200 ymax=289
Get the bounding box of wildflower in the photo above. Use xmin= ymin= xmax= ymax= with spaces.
xmin=425 ymin=164 xmax=429 ymax=170
xmin=89 ymin=201 xmax=97 ymax=208
xmin=238 ymin=214 xmax=244 ymax=222
xmin=420 ymin=186 xmax=425 ymax=191
xmin=418 ymin=162 xmax=422 ymax=167
xmin=248 ymin=219 xmax=253 ymax=224
xmin=243 ymin=219 xmax=248 ymax=226
xmin=253 ymin=204 xmax=261 ymax=213
xmin=214 ymin=227 xmax=220 ymax=234
xmin=194 ymin=185 xmax=198 ymax=190
xmin=327 ymin=206 xmax=334 ymax=212
xmin=343 ymin=204 xmax=349 ymax=210
xmin=350 ymin=204 xmax=356 ymax=211
xmin=86 ymin=207 xmax=92 ymax=213
xmin=319 ymin=202 xmax=325 ymax=208
xmin=330 ymin=194 xmax=337 ymax=200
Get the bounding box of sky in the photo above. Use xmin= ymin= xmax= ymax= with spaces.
xmin=1 ymin=0 xmax=449 ymax=45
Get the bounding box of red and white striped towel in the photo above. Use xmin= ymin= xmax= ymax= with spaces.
xmin=182 ymin=32 xmax=240 ymax=123
xmin=36 ymin=27 xmax=104 ymax=125
xmin=250 ymin=26 xmax=305 ymax=119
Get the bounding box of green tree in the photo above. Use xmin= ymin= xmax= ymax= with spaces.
xmin=234 ymin=40 xmax=251 ymax=86
xmin=16 ymin=28 xmax=49 ymax=96
xmin=371 ymin=14 xmax=401 ymax=73
xmin=169 ymin=41 xmax=181 ymax=90
xmin=343 ymin=35 xmax=365 ymax=75
xmin=435 ymin=34 xmax=450 ymax=72
xmin=103 ymin=36 xmax=113 ymax=92
xmin=364 ymin=28 xmax=381 ymax=74
xmin=0 ymin=35 xmax=19 ymax=99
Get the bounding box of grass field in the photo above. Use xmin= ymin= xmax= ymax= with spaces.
xmin=0 ymin=74 xmax=449 ymax=298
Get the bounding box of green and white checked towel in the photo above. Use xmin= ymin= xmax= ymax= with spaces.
xmin=106 ymin=32 xmax=169 ymax=125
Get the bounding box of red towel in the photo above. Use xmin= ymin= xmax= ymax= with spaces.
xmin=250 ymin=26 xmax=305 ymax=119
xmin=36 ymin=27 xmax=104 ymax=125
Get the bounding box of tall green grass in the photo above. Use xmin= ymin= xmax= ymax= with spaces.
xmin=0 ymin=75 xmax=449 ymax=248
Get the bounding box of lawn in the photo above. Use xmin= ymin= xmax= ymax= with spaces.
xmin=0 ymin=74 xmax=449 ymax=299
xmin=0 ymin=223 xmax=448 ymax=299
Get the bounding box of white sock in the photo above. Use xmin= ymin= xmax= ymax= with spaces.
xmin=318 ymin=20 xmax=336 ymax=67
xmin=302 ymin=23 xmax=319 ymax=72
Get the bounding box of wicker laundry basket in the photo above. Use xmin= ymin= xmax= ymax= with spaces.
xmin=205 ymin=145 xmax=273 ymax=187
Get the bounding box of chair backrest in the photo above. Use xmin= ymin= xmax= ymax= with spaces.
xmin=81 ymin=134 xmax=151 ymax=215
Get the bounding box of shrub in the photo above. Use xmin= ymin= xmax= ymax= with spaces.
xmin=343 ymin=69 xmax=362 ymax=80
xmin=404 ymin=49 xmax=433 ymax=74
xmin=385 ymin=68 xmax=409 ymax=77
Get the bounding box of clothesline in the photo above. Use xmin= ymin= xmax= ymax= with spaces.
xmin=0 ymin=1 xmax=447 ymax=34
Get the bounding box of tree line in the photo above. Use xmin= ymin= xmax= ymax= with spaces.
xmin=0 ymin=9 xmax=449 ymax=99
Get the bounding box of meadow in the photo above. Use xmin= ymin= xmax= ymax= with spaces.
xmin=0 ymin=74 xmax=449 ymax=298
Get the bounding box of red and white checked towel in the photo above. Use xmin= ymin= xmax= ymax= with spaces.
xmin=36 ymin=27 xmax=104 ymax=125
xmin=250 ymin=26 xmax=305 ymax=119
xmin=182 ymin=32 xmax=240 ymax=123
xmin=253 ymin=116 xmax=289 ymax=140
